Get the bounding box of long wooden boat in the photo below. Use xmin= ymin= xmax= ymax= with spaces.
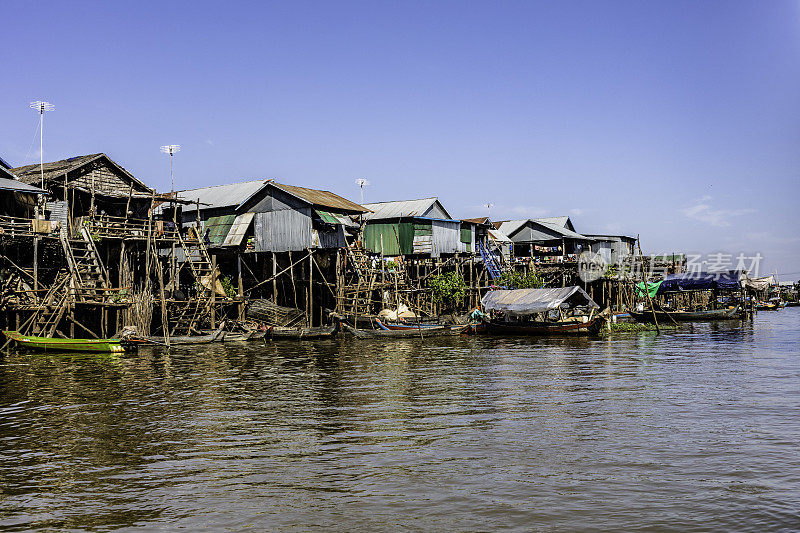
xmin=630 ymin=305 xmax=740 ymax=323
xmin=375 ymin=319 xmax=450 ymax=331
xmin=2 ymin=330 xmax=133 ymax=353
xmin=340 ymin=322 xmax=467 ymax=339
xmin=266 ymin=324 xmax=338 ymax=339
xmin=483 ymin=317 xmax=605 ymax=336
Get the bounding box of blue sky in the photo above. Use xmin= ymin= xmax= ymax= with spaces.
xmin=3 ymin=1 xmax=799 ymax=279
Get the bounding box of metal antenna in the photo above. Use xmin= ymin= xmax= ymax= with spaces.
xmin=486 ymin=203 xmax=494 ymax=219
xmin=355 ymin=178 xmax=370 ymax=204
xmin=29 ymin=101 xmax=54 ymax=189
xmin=160 ymin=145 xmax=181 ymax=193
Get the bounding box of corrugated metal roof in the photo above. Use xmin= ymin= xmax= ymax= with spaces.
xmin=534 ymin=216 xmax=570 ymax=228
xmin=223 ymin=212 xmax=255 ymax=246
xmin=314 ymin=210 xmax=340 ymax=224
xmin=0 ymin=177 xmax=48 ymax=194
xmin=497 ymin=219 xmax=528 ymax=237
xmin=180 ymin=180 xmax=268 ymax=212
xmin=179 ymin=180 xmax=368 ymax=214
xmin=272 ymin=183 xmax=367 ymax=213
xmin=362 ymin=197 xmax=449 ymax=220
xmin=488 ymin=228 xmax=512 ymax=243
xmin=535 ymin=220 xmax=590 ymax=240
xmin=498 ymin=219 xmax=592 ymax=241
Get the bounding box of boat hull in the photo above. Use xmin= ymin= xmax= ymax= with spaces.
xmin=340 ymin=322 xmax=466 ymax=338
xmin=484 ymin=317 xmax=605 ymax=336
xmin=2 ymin=331 xmax=130 ymax=353
xmin=267 ymin=324 xmax=338 ymax=339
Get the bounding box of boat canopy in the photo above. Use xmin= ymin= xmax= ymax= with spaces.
xmin=742 ymin=275 xmax=774 ymax=291
xmin=657 ymin=271 xmax=741 ymax=293
xmin=481 ymin=286 xmax=599 ymax=316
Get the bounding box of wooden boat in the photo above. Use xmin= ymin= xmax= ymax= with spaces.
xmin=340 ymin=322 xmax=467 ymax=338
xmin=375 ymin=318 xmax=450 ymax=331
xmin=630 ymin=305 xmax=740 ymax=323
xmin=266 ymin=324 xmax=338 ymax=339
xmin=481 ymin=286 xmax=605 ymax=337
xmin=483 ymin=317 xmax=605 ymax=336
xmin=2 ymin=330 xmax=133 ymax=353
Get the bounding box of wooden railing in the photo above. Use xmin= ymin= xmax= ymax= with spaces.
xmin=0 ymin=216 xmax=58 ymax=238
xmin=84 ymin=215 xmax=181 ymax=240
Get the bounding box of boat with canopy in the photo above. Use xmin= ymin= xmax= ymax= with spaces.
xmin=481 ymin=286 xmax=605 ymax=335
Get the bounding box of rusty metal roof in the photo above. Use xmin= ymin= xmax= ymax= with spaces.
xmin=180 ymin=179 xmax=368 ymax=214
xmin=271 ymin=182 xmax=368 ymax=213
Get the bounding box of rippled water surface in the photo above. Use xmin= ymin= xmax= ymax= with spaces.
xmin=1 ymin=309 xmax=799 ymax=531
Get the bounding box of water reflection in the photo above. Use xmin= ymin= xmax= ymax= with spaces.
xmin=1 ymin=310 xmax=799 ymax=531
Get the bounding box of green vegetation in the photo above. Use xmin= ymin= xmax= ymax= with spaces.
xmin=219 ymin=276 xmax=238 ymax=299
xmin=600 ymin=322 xmax=679 ymax=336
xmin=497 ymin=270 xmax=544 ymax=289
xmin=429 ymin=272 xmax=467 ymax=309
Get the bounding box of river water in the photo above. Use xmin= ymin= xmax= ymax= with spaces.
xmin=1 ymin=309 xmax=799 ymax=531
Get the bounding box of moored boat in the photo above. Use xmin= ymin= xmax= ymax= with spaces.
xmin=2 ymin=330 xmax=133 ymax=353
xmin=266 ymin=323 xmax=338 ymax=339
xmin=339 ymin=322 xmax=467 ymax=338
xmin=481 ymin=286 xmax=606 ymax=337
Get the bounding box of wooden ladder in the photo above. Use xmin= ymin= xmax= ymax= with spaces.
xmin=61 ymin=228 xmax=111 ymax=303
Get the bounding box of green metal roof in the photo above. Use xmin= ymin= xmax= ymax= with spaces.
xmin=203 ymin=214 xmax=236 ymax=245
xmin=315 ymin=210 xmax=340 ymax=225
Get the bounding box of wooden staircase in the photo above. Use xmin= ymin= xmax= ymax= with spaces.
xmin=61 ymin=227 xmax=111 ymax=303
xmin=20 ymin=273 xmax=71 ymax=337
xmin=177 ymin=226 xmax=214 ymax=294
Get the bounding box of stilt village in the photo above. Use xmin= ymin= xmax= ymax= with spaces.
xmin=0 ymin=151 xmax=790 ymax=350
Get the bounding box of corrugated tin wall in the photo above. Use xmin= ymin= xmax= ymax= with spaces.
xmin=45 ymin=200 xmax=68 ymax=237
xmin=254 ymin=208 xmax=312 ymax=252
xmin=431 ymin=220 xmax=460 ymax=257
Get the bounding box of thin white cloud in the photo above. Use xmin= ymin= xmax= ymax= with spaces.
xmin=681 ymin=198 xmax=754 ymax=227
xmin=205 ymin=140 xmax=215 ymax=147
xmin=508 ymin=205 xmax=549 ymax=218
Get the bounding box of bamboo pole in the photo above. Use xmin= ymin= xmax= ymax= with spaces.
xmin=637 ymin=235 xmax=660 ymax=333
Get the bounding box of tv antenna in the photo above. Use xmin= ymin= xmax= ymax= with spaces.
xmin=486 ymin=203 xmax=494 ymax=218
xmin=29 ymin=101 xmax=54 ymax=189
xmin=355 ymin=178 xmax=370 ymax=204
xmin=160 ymin=145 xmax=181 ymax=193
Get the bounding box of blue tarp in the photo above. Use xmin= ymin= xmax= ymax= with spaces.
xmin=657 ymin=271 xmax=741 ymax=294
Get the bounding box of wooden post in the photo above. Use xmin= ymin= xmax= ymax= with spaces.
xmin=272 ymin=252 xmax=277 ymax=303
xmin=33 ymin=236 xmax=38 ymax=303
xmin=308 ymin=250 xmax=313 ymax=326
xmin=210 ymin=254 xmax=217 ymax=328
xmin=637 ymin=235 xmax=660 ymax=333
xmin=237 ymin=254 xmax=244 ymax=320
xmin=289 ymin=250 xmax=298 ymax=310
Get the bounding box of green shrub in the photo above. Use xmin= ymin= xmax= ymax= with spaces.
xmin=429 ymin=272 xmax=466 ymax=309
xmin=497 ymin=270 xmax=543 ymax=289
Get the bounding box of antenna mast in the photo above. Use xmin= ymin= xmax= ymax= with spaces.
xmin=29 ymin=101 xmax=54 ymax=189
xmin=355 ymin=178 xmax=370 ymax=204
xmin=160 ymin=145 xmax=181 ymax=193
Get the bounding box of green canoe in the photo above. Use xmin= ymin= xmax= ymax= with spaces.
xmin=2 ymin=331 xmax=131 ymax=353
